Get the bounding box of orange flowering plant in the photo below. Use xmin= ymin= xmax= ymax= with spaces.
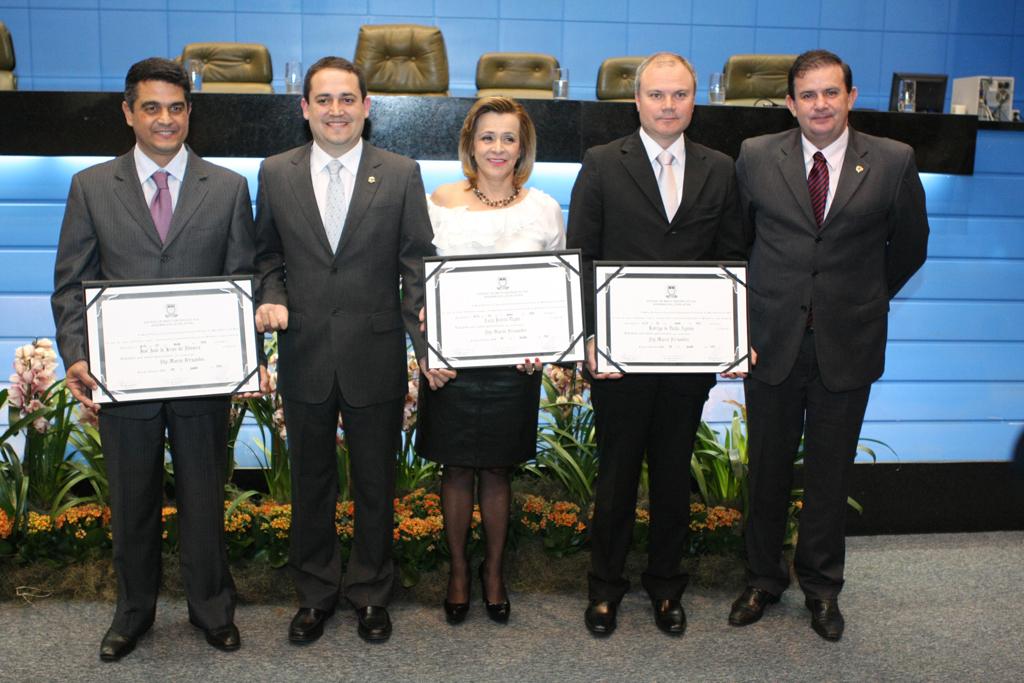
xmin=392 ymin=489 xmax=444 ymax=587
xmin=688 ymin=502 xmax=744 ymax=556
xmin=516 ymin=494 xmax=589 ymax=557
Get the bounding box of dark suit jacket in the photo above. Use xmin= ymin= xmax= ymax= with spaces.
xmin=51 ymin=148 xmax=257 ymax=418
xmin=254 ymin=142 xmax=434 ymax=407
xmin=736 ymin=127 xmax=929 ymax=392
xmin=567 ymin=131 xmax=748 ymax=335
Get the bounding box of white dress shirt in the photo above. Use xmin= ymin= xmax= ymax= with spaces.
xmin=800 ymin=127 xmax=849 ymax=219
xmin=310 ymin=139 xmax=362 ymax=227
xmin=134 ymin=144 xmax=188 ymax=211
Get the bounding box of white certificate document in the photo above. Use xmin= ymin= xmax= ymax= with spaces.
xmin=84 ymin=277 xmax=260 ymax=403
xmin=594 ymin=262 xmax=749 ymax=374
xmin=424 ymin=251 xmax=585 ymax=369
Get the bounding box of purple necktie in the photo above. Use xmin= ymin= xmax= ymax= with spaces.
xmin=808 ymin=151 xmax=828 ymax=227
xmin=150 ymin=171 xmax=172 ymax=243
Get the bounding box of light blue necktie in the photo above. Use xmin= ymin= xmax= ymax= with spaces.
xmin=324 ymin=159 xmax=346 ymax=252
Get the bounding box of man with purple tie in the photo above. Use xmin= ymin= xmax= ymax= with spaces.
xmin=51 ymin=57 xmax=256 ymax=661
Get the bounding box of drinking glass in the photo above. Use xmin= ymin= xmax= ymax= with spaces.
xmin=708 ymin=72 xmax=725 ymax=104
xmin=186 ymin=59 xmax=203 ymax=92
xmin=285 ymin=61 xmax=303 ymax=95
xmin=552 ymin=68 xmax=570 ymax=100
xmin=897 ymin=79 xmax=916 ymax=113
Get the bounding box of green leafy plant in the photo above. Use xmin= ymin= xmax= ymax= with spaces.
xmin=522 ymin=365 xmax=598 ymax=504
xmin=691 ymin=400 xmax=749 ymax=513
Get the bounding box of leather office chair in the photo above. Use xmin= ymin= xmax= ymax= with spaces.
xmin=354 ymin=24 xmax=449 ymax=96
xmin=596 ymin=57 xmax=644 ymax=102
xmin=0 ymin=21 xmax=16 ymax=91
xmin=476 ymin=52 xmax=558 ymax=99
xmin=179 ymin=43 xmax=274 ymax=94
xmin=722 ymin=54 xmax=796 ymax=106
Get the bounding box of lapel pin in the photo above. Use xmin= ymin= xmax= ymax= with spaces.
xmin=855 ymin=165 xmax=864 ymax=174
xmin=368 ymin=176 xmax=377 ymax=184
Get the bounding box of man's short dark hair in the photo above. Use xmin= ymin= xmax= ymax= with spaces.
xmin=303 ymin=56 xmax=367 ymax=101
xmin=124 ymin=57 xmax=190 ymax=110
xmin=787 ymin=50 xmax=853 ymax=99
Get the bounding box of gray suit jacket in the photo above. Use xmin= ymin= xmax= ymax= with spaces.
xmin=254 ymin=142 xmax=434 ymax=407
xmin=736 ymin=127 xmax=929 ymax=391
xmin=51 ymin=148 xmax=257 ymax=417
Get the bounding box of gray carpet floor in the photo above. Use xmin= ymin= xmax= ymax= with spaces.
xmin=2 ymin=531 xmax=1022 ymax=683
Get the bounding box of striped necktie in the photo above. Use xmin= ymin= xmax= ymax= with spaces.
xmin=808 ymin=151 xmax=828 ymax=227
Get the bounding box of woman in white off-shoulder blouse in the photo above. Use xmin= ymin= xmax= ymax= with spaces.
xmin=417 ymin=97 xmax=565 ymax=626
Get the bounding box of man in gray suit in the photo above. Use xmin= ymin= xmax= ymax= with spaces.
xmin=727 ymin=50 xmax=928 ymax=641
xmin=254 ymin=56 xmax=435 ymax=644
xmin=51 ymin=58 xmax=256 ymax=660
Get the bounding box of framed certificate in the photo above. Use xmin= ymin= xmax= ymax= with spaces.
xmin=594 ymin=261 xmax=749 ymax=374
xmin=84 ymin=276 xmax=260 ymax=403
xmin=424 ymin=250 xmax=586 ymax=369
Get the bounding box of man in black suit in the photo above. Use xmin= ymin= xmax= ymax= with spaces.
xmin=254 ymin=56 xmax=436 ymax=644
xmin=567 ymin=52 xmax=746 ymax=637
xmin=51 ymin=58 xmax=256 ymax=660
xmin=727 ymin=50 xmax=929 ymax=641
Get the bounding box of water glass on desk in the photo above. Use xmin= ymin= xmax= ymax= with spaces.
xmin=897 ymin=79 xmax=916 ymax=113
xmin=708 ymin=72 xmax=725 ymax=105
xmin=186 ymin=59 xmax=203 ymax=92
xmin=285 ymin=61 xmax=303 ymax=95
xmin=552 ymin=68 xmax=569 ymax=100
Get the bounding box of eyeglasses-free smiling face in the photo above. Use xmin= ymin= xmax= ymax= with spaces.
xmin=472 ymin=112 xmax=522 ymax=184
xmin=121 ymin=80 xmax=191 ymax=167
xmin=786 ymin=64 xmax=858 ymax=149
xmin=635 ymin=59 xmax=696 ymax=148
xmin=301 ymin=68 xmax=370 ymax=157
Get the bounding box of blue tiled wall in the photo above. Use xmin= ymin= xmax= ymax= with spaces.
xmin=3 ymin=0 xmax=1024 ymax=108
xmin=2 ymin=0 xmax=1023 ymax=465
xmin=2 ymin=125 xmax=1023 ymax=464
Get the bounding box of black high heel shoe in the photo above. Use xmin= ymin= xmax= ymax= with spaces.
xmin=478 ymin=562 xmax=511 ymax=623
xmin=443 ymin=566 xmax=471 ymax=625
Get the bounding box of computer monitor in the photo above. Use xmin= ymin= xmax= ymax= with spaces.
xmin=888 ymin=73 xmax=948 ymax=113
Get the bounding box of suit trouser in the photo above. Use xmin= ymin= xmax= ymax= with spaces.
xmin=99 ymin=404 xmax=235 ymax=636
xmin=588 ymin=373 xmax=713 ymax=603
xmin=743 ymin=330 xmax=871 ymax=599
xmin=283 ymin=381 xmax=402 ymax=610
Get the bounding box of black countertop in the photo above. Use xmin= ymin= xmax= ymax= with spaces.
xmin=0 ymin=92 xmax=978 ymax=174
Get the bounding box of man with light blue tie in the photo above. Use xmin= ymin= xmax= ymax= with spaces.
xmin=51 ymin=57 xmax=256 ymax=661
xmin=253 ymin=56 xmax=435 ymax=644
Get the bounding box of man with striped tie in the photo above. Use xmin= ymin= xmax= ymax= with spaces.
xmin=728 ymin=50 xmax=929 ymax=641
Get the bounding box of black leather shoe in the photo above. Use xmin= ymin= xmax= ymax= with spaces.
xmin=356 ymin=606 xmax=392 ymax=642
xmin=729 ymin=586 xmax=780 ymax=626
xmin=189 ymin=618 xmax=241 ymax=652
xmin=652 ymin=599 xmax=686 ymax=635
xmin=584 ymin=600 xmax=618 ymax=636
xmin=805 ymin=597 xmax=844 ymax=641
xmin=288 ymin=607 xmax=334 ymax=644
xmin=478 ymin=563 xmax=510 ymax=624
xmin=99 ymin=628 xmax=139 ymax=662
